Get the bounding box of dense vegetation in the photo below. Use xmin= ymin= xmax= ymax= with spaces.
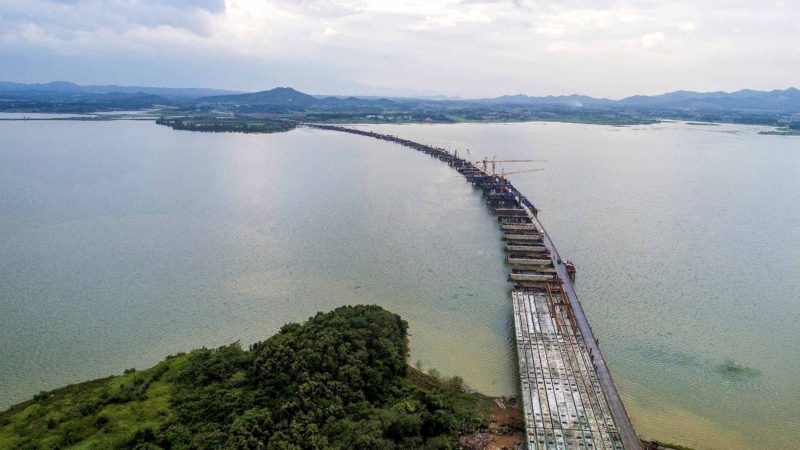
xmin=0 ymin=305 xmax=493 ymax=449
xmin=758 ymin=121 xmax=800 ymax=135
xmin=0 ymin=93 xmax=169 ymax=113
xmin=156 ymin=116 xmax=296 ymax=134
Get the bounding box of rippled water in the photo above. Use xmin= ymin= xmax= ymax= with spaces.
xmin=356 ymin=121 xmax=800 ymax=450
xmin=0 ymin=118 xmax=514 ymax=409
xmin=1 ymin=118 xmax=798 ymax=449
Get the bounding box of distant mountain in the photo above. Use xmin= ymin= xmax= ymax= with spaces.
xmin=616 ymin=88 xmax=800 ymax=110
xmin=198 ymin=88 xmax=406 ymax=111
xmin=0 ymin=81 xmax=239 ymax=98
xmin=486 ymin=88 xmax=800 ymax=112
xmin=200 ymin=87 xmax=319 ymax=106
xmin=3 ymin=80 xmax=799 ymax=115
xmin=486 ymin=93 xmax=612 ymax=108
xmin=650 ymin=87 xmax=800 ymax=112
xmin=317 ymin=96 xmax=399 ymax=108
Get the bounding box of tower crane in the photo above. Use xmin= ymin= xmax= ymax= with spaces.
xmin=476 ymin=157 xmax=547 ymax=175
xmin=498 ymin=168 xmax=544 ymax=192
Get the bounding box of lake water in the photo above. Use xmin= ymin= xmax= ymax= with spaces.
xmin=1 ymin=117 xmax=798 ymax=449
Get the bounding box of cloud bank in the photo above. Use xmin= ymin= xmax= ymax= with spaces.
xmin=0 ymin=0 xmax=797 ymax=97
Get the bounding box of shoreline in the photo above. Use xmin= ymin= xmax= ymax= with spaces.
xmin=3 ymin=112 xmax=795 ymax=136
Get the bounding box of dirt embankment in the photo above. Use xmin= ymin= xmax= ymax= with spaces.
xmin=460 ymin=397 xmax=525 ymax=450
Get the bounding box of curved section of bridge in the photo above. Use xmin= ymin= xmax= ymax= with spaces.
xmin=306 ymin=124 xmax=641 ymax=450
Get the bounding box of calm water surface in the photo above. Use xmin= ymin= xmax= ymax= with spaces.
xmin=358 ymin=121 xmax=800 ymax=450
xmin=0 ymin=117 xmax=513 ymax=406
xmin=1 ymin=117 xmax=798 ymax=449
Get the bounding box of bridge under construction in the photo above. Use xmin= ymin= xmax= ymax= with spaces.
xmin=307 ymin=124 xmax=641 ymax=450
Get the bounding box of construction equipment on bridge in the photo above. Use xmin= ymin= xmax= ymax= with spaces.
xmin=565 ymin=260 xmax=577 ymax=282
xmin=476 ymin=156 xmax=546 ymax=175
xmin=499 ymin=168 xmax=544 ymax=191
xmin=305 ymin=123 xmax=641 ymax=449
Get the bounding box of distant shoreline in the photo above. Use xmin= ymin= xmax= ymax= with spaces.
xmin=759 ymin=127 xmax=800 ymax=136
xmin=5 ymin=113 xmax=797 ymax=136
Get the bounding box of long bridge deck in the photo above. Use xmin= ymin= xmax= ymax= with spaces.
xmin=306 ymin=123 xmax=640 ymax=449
xmin=514 ymin=288 xmax=620 ymax=449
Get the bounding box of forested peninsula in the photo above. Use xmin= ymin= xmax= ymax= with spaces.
xmin=0 ymin=306 xmax=513 ymax=450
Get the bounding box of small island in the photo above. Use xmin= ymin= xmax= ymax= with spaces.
xmin=156 ymin=116 xmax=296 ymax=134
xmin=759 ymin=126 xmax=800 ymax=135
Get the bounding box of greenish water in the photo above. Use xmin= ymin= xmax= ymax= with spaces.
xmin=0 ymin=117 xmax=513 ymax=410
xmin=1 ymin=117 xmax=798 ymax=449
xmin=357 ymin=121 xmax=800 ymax=450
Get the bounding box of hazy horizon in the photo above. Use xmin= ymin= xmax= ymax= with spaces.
xmin=2 ymin=78 xmax=798 ymax=101
xmin=2 ymin=1 xmax=798 ymax=98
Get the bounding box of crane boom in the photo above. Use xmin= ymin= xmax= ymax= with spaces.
xmin=474 ymin=159 xmax=542 ymax=163
xmin=475 ymin=157 xmax=548 ymax=175
xmin=498 ymin=168 xmax=544 ymax=191
xmin=503 ymin=168 xmax=545 ymax=176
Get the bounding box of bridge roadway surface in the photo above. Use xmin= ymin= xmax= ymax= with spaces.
xmin=527 ymin=212 xmax=640 ymax=449
xmin=306 ymin=123 xmax=641 ymax=450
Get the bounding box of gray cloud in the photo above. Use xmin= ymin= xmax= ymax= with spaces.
xmin=0 ymin=0 xmax=797 ymax=97
xmin=0 ymin=0 xmax=226 ymax=38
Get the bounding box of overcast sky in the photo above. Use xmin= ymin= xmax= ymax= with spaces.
xmin=0 ymin=0 xmax=797 ymax=98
